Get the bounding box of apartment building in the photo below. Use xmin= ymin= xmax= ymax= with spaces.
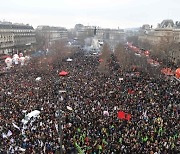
xmin=139 ymin=20 xmax=180 ymax=45
xmin=36 ymin=26 xmax=68 ymax=49
xmin=96 ymin=28 xmax=125 ymax=50
xmin=0 ymin=21 xmax=36 ymax=54
xmin=73 ymin=24 xmax=125 ymax=50
xmin=138 ymin=19 xmax=180 ymax=64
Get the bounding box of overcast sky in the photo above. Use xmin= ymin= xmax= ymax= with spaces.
xmin=0 ymin=0 xmax=179 ymax=29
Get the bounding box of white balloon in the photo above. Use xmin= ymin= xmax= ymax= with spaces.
xmin=25 ymin=56 xmax=30 ymax=61
xmin=13 ymin=54 xmax=19 ymax=58
xmin=5 ymin=57 xmax=12 ymax=68
xmin=24 ymin=56 xmax=30 ymax=65
xmin=19 ymin=53 xmax=23 ymax=57
xmin=13 ymin=56 xmax=19 ymax=65
xmin=5 ymin=57 xmax=12 ymax=63
xmin=19 ymin=57 xmax=25 ymax=65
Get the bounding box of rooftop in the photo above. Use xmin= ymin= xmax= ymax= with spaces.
xmin=0 ymin=21 xmax=34 ymax=29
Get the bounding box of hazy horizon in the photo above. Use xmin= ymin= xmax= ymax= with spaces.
xmin=0 ymin=0 xmax=179 ymax=29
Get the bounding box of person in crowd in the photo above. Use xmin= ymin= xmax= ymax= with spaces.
xmin=0 ymin=51 xmax=179 ymax=153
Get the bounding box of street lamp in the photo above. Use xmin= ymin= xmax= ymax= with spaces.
xmin=57 ymin=90 xmax=66 ymax=154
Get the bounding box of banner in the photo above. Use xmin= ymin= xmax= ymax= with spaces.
xmin=118 ymin=111 xmax=131 ymax=121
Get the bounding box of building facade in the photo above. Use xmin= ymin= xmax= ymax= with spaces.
xmin=96 ymin=28 xmax=125 ymax=50
xmin=73 ymin=24 xmax=95 ymax=40
xmin=73 ymin=24 xmax=125 ymax=50
xmin=36 ymin=26 xmax=68 ymax=50
xmin=138 ymin=19 xmax=180 ymax=65
xmin=139 ymin=20 xmax=180 ymax=45
xmin=0 ymin=21 xmax=36 ymax=54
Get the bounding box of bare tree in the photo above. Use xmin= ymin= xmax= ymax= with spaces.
xmin=114 ymin=43 xmax=132 ymax=72
xmin=49 ymin=40 xmax=73 ymax=61
xmin=35 ymin=32 xmax=46 ymax=50
xmin=126 ymin=35 xmax=139 ymax=46
xmin=98 ymin=43 xmax=111 ymax=73
xmin=138 ymin=39 xmax=152 ymax=50
xmin=114 ymin=43 xmax=157 ymax=75
xmin=33 ymin=39 xmax=74 ymax=72
xmin=151 ymin=35 xmax=179 ymax=67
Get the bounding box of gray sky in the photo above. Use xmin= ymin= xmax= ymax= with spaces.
xmin=0 ymin=0 xmax=179 ymax=29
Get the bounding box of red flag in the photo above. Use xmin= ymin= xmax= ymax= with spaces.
xmin=128 ymin=89 xmax=135 ymax=94
xmin=118 ymin=111 xmax=125 ymax=119
xmin=125 ymin=114 xmax=131 ymax=121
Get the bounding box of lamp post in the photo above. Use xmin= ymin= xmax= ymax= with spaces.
xmin=57 ymin=90 xmax=66 ymax=154
xmin=171 ymin=50 xmax=175 ymax=69
xmin=58 ymin=93 xmax=63 ymax=154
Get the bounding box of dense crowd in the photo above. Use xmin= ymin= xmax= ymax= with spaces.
xmin=0 ymin=51 xmax=179 ymax=153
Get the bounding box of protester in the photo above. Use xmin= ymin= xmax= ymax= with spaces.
xmin=0 ymin=50 xmax=179 ymax=153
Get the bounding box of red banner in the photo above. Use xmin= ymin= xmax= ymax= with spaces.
xmin=118 ymin=111 xmax=132 ymax=121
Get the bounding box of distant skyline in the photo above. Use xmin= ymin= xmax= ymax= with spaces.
xmin=0 ymin=0 xmax=179 ymax=29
